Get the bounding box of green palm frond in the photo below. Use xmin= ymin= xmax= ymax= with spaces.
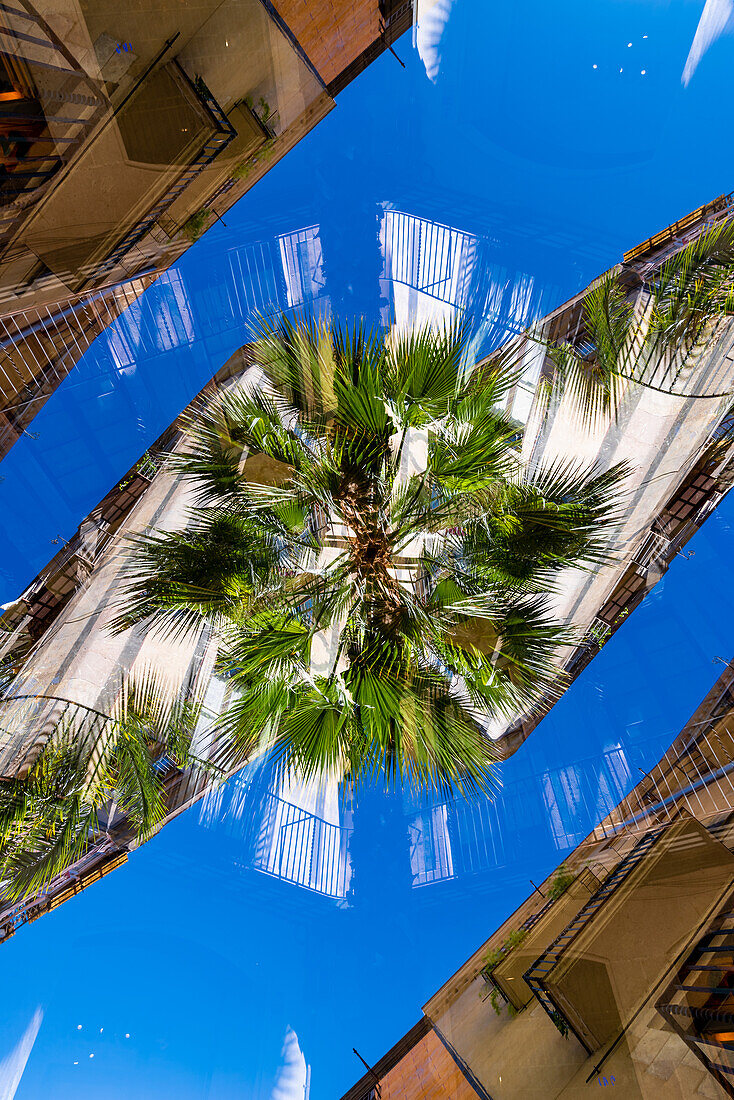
xmin=645 ymin=219 xmax=734 ymax=354
xmin=468 ymin=458 xmax=629 ymax=585
xmin=344 ymin=660 xmax=498 ymax=797
xmin=0 ymin=737 xmax=99 ymax=900
xmin=428 ymin=391 xmax=520 ymax=492
xmin=110 ymin=729 xmax=165 ymax=837
xmin=209 ymin=677 xmax=295 ymax=774
xmin=547 ymin=274 xmax=631 ymax=421
xmin=110 ymin=509 xmax=289 ymax=636
xmin=104 ymin=315 xmax=630 ymax=800
xmin=176 ymin=386 xmax=316 ymax=506
xmin=382 ymin=321 xmax=468 ymax=426
xmin=0 ymin=665 xmax=207 ymax=899
xmin=251 ymin=312 xmax=340 ymax=418
xmin=546 ymin=220 xmax=734 ymax=418
xmin=0 ymin=797 xmax=99 ymax=903
xmin=273 ymin=676 xmax=354 ymax=784
xmin=113 ymin=664 xmax=202 ymax=766
xmin=489 ymin=595 xmax=568 ymax=694
xmin=218 ymin=610 xmax=313 ymax=680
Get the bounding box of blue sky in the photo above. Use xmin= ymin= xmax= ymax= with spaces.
xmin=3 ymin=497 xmax=733 ymax=1100
xmin=2 ymin=1 xmax=734 ymax=1096
xmin=2 ymin=0 xmax=734 ymax=600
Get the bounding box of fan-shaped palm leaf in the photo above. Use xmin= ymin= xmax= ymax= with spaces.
xmin=0 ymin=668 xmax=203 ymax=899
xmin=113 ymin=316 xmax=627 ymax=797
xmin=546 ymin=219 xmax=734 ymax=418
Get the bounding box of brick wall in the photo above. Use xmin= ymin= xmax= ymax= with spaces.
xmin=380 ymin=1028 xmax=479 ymax=1099
xmin=273 ymin=0 xmax=382 ymax=85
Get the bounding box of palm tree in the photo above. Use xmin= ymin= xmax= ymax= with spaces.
xmin=6 ymin=221 xmax=731 ymax=901
xmin=0 ymin=671 xmax=203 ymax=901
xmin=111 ymin=317 xmax=627 ymax=798
xmin=545 ymin=219 xmax=734 ymax=419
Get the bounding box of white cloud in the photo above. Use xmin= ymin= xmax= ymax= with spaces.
xmin=413 ymin=0 xmax=455 ymax=83
xmin=270 ymin=1027 xmax=310 ymax=1100
xmin=682 ymin=0 xmax=734 ymax=86
xmin=0 ymin=1008 xmax=42 ymax=1100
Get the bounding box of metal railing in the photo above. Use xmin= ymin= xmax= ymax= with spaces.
xmin=200 ymin=777 xmax=352 ymax=900
xmin=657 ymin=890 xmax=734 ymax=1098
xmin=581 ymin=615 xmax=614 ymax=650
xmin=632 ymin=529 xmax=672 ymax=572
xmin=257 ymin=795 xmax=350 ymax=898
xmin=536 ymin=195 xmax=734 ymax=400
xmin=95 ymin=62 xmax=237 ymax=280
xmin=380 ymin=208 xmax=548 ymax=338
xmin=523 ymin=826 xmax=666 ymax=1045
xmin=480 ymin=892 xmax=557 ymax=1007
xmin=0 ymin=693 xmax=115 ymax=777
xmin=0 ymin=274 xmax=151 ymax=455
xmin=405 ymin=732 xmax=673 ymax=891
xmin=587 ymin=720 xmax=734 ymax=844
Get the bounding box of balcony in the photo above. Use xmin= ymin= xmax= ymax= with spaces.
xmin=93 ymin=61 xmax=240 ymax=281
xmin=657 ymin=888 xmax=734 ymax=1098
xmin=488 ymin=867 xmax=602 ymax=1013
xmin=0 ymin=693 xmax=115 ymax=778
xmin=18 ymin=57 xmax=240 ymax=295
xmin=523 ymin=815 xmax=734 ymax=1052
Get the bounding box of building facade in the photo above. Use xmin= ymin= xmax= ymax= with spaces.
xmin=0 ymin=0 xmax=413 ymax=456
xmin=489 ymin=192 xmax=734 ymax=754
xmin=2 ymin=196 xmax=734 ymax=935
xmin=342 ymin=663 xmax=734 ymax=1100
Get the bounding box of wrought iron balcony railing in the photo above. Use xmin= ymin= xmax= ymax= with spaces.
xmin=0 ymin=273 xmax=153 ymax=458
xmin=587 ymin=719 xmax=734 ymax=845
xmin=485 ymin=866 xmax=604 ymax=1015
xmin=657 ymin=889 xmax=734 ymax=1099
xmin=94 ymin=61 xmax=237 ymax=281
xmin=199 ymin=776 xmax=352 ymax=900
xmin=0 ymin=692 xmax=115 ymax=777
xmin=523 ymin=826 xmax=666 ymax=1045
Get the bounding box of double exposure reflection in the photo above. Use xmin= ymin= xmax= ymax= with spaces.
xmin=2 ymin=3 xmax=734 ymax=1096
xmin=343 ymin=670 xmax=734 ymax=1099
xmin=3 ymin=196 xmax=734 ymax=918
xmin=0 ymin=0 xmax=410 ymax=455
